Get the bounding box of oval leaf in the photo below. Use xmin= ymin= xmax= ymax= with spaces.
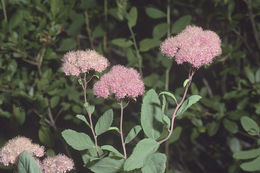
xmin=241 ymin=155 xmax=260 ymax=171
xmin=127 ymin=7 xmax=138 ymax=28
xmin=152 ymin=23 xmax=168 ymax=39
xmin=17 ymin=151 xmax=42 ymax=173
xmin=111 ymin=38 xmax=133 ymax=48
xmin=124 ymin=138 xmax=160 ymax=171
xmin=141 ymin=89 xmax=164 ymax=140
xmin=241 ymin=116 xmax=260 ymax=136
xmin=233 ymin=148 xmax=260 ymax=160
xmin=101 ymin=145 xmax=124 ymax=158
xmin=172 ymin=15 xmax=192 ymax=34
xmin=95 ymin=109 xmax=113 ymax=136
xmin=89 ymin=157 xmax=125 ymax=173
xmin=62 ymin=129 xmax=94 ymax=151
xmin=139 ymin=38 xmax=160 ymax=52
xmin=145 ymin=7 xmax=166 ymax=19
xmin=177 ymin=95 xmax=202 ymax=117
xmin=159 ymin=91 xmax=178 ymax=104
xmin=125 ymin=125 xmax=142 ymax=144
xmin=141 ymin=153 xmax=166 ymax=173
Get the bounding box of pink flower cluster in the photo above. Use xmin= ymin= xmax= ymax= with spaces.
xmin=160 ymin=25 xmax=222 ymax=68
xmin=41 ymin=154 xmax=74 ymax=173
xmin=0 ymin=136 xmax=44 ymax=166
xmin=93 ymin=65 xmax=144 ymax=99
xmin=62 ymin=49 xmax=109 ymax=76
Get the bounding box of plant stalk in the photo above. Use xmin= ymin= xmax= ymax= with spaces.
xmin=119 ymin=101 xmax=127 ymax=159
xmin=159 ymin=69 xmax=195 ymax=144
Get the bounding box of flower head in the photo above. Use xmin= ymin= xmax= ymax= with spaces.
xmin=62 ymin=50 xmax=109 ymax=76
xmin=0 ymin=136 xmax=44 ymax=166
xmin=160 ymin=25 xmax=222 ymax=68
xmin=93 ymin=65 xmax=144 ymax=99
xmin=41 ymin=154 xmax=74 ymax=173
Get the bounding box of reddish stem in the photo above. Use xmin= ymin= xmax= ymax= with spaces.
xmin=159 ymin=69 xmax=195 ymax=144
xmin=119 ymin=101 xmax=127 ymax=159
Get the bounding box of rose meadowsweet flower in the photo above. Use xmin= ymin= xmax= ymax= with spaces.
xmin=0 ymin=136 xmax=44 ymax=166
xmin=93 ymin=65 xmax=144 ymax=99
xmin=160 ymin=25 xmax=222 ymax=68
xmin=41 ymin=154 xmax=74 ymax=173
xmin=62 ymin=49 xmax=109 ymax=76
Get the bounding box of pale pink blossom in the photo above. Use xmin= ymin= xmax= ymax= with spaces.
xmin=62 ymin=50 xmax=109 ymax=76
xmin=93 ymin=65 xmax=144 ymax=99
xmin=160 ymin=25 xmax=222 ymax=68
xmin=41 ymin=154 xmax=74 ymax=173
xmin=0 ymin=136 xmax=44 ymax=166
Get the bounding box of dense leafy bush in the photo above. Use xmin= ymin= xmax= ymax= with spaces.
xmin=0 ymin=0 xmax=260 ymax=172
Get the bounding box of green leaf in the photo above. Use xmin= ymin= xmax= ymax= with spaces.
xmin=9 ymin=10 xmax=26 ymax=29
xmin=168 ymin=126 xmax=182 ymax=144
xmin=183 ymin=79 xmax=190 ymax=87
xmin=95 ymin=109 xmax=113 ymax=136
xmin=62 ymin=129 xmax=94 ymax=150
xmin=141 ymin=89 xmax=164 ymax=140
xmin=14 ymin=107 xmax=26 ymax=125
xmin=76 ymin=114 xmax=90 ymax=127
xmin=125 ymin=125 xmax=142 ymax=144
xmin=152 ymin=23 xmax=168 ymax=39
xmin=240 ymin=155 xmax=260 ymax=171
xmin=111 ymin=38 xmax=133 ymax=48
xmin=241 ymin=116 xmax=260 ymax=136
xmin=124 ymin=138 xmax=160 ymax=171
xmin=101 ymin=145 xmax=124 ymax=158
xmin=177 ymin=95 xmax=202 ymax=117
xmin=50 ymin=96 xmax=60 ymax=108
xmin=145 ymin=7 xmax=166 ymax=19
xmin=233 ymin=148 xmax=260 ymax=160
xmin=139 ymin=38 xmax=160 ymax=52
xmin=89 ymin=157 xmax=124 ymax=173
xmin=50 ymin=0 xmax=63 ymax=18
xmin=141 ymin=153 xmax=166 ymax=173
xmin=206 ymin=121 xmax=220 ymax=136
xmin=159 ymin=91 xmax=178 ymax=104
xmin=143 ymin=74 xmax=159 ymax=87
xmin=0 ymin=108 xmax=11 ymax=118
xmin=17 ymin=151 xmax=42 ymax=173
xmin=127 ymin=7 xmax=138 ymax=28
xmin=57 ymin=38 xmax=77 ymax=51
xmin=38 ymin=126 xmax=55 ymax=147
xmin=223 ymin=118 xmax=238 ymax=134
xmin=172 ymin=15 xmax=192 ymax=34
xmin=229 ymin=137 xmax=241 ymax=153
xmin=107 ymin=126 xmax=120 ymax=133
xmin=255 ymin=68 xmax=260 ymax=83
xmin=84 ymin=102 xmax=95 ymax=115
xmin=245 ymin=67 xmax=255 ymax=84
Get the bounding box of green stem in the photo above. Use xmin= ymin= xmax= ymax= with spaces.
xmin=103 ymin=0 xmax=108 ymax=53
xmin=128 ymin=25 xmax=143 ymax=77
xmin=85 ymin=11 xmax=95 ymax=49
xmin=1 ymin=0 xmax=7 ymax=22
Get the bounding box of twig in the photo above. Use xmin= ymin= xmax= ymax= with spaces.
xmin=159 ymin=69 xmax=195 ymax=144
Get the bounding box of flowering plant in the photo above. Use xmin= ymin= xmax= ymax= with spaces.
xmin=60 ymin=25 xmax=222 ymax=172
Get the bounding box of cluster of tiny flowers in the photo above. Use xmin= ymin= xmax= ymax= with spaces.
xmin=93 ymin=65 xmax=144 ymax=99
xmin=0 ymin=136 xmax=44 ymax=166
xmin=62 ymin=49 xmax=109 ymax=76
xmin=160 ymin=25 xmax=222 ymax=68
xmin=41 ymin=154 xmax=74 ymax=173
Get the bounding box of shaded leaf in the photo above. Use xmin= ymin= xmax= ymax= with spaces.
xmin=101 ymin=145 xmax=124 ymax=158
xmin=177 ymin=95 xmax=202 ymax=117
xmin=127 ymin=7 xmax=138 ymax=28
xmin=111 ymin=38 xmax=133 ymax=48
xmin=139 ymin=38 xmax=160 ymax=52
xmin=172 ymin=15 xmax=192 ymax=34
xmin=241 ymin=116 xmax=260 ymax=136
xmin=233 ymin=147 xmax=260 ymax=160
